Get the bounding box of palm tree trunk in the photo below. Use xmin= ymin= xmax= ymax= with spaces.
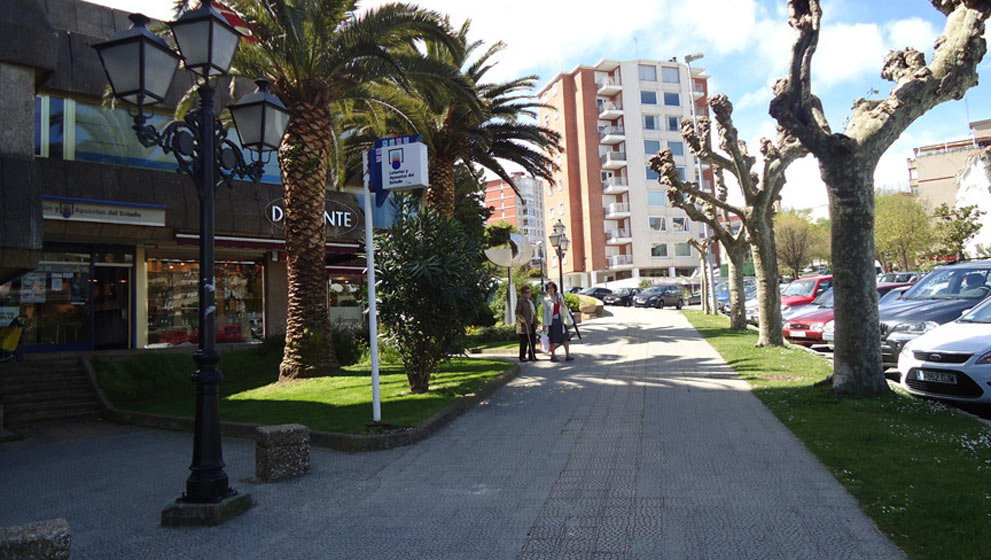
xmin=424 ymin=155 xmax=456 ymax=217
xmin=278 ymin=100 xmax=338 ymax=381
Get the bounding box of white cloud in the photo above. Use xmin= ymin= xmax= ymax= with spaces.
xmin=885 ymin=17 xmax=939 ymax=54
xmin=814 ymin=23 xmax=887 ymax=87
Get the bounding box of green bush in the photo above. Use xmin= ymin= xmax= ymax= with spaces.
xmin=376 ymin=197 xmax=494 ymax=393
xmin=328 ymin=322 xmax=369 ymax=367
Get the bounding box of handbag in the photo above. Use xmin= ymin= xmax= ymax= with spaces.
xmin=538 ymin=333 xmax=550 ymax=354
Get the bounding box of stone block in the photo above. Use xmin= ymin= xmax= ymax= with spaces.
xmin=0 ymin=517 xmax=70 ymax=559
xmin=161 ymin=493 xmax=253 ymax=527
xmin=256 ymin=424 xmax=310 ymax=482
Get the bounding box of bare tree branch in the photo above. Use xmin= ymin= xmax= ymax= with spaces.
xmin=708 ymin=95 xmax=760 ymax=199
xmin=679 ymin=115 xmax=736 ymax=174
xmin=768 ymin=0 xmax=833 ymax=155
xmin=649 ymin=150 xmax=745 ymax=221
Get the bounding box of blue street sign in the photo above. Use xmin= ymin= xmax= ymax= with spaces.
xmin=367 ymin=134 xmax=425 ymax=207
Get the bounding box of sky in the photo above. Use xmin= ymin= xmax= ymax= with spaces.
xmin=92 ymin=0 xmax=991 ymax=213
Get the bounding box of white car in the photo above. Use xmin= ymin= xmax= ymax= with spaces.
xmin=897 ymin=298 xmax=991 ymax=404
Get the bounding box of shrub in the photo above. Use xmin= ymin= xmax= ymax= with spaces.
xmin=376 ymin=197 xmax=493 ymax=393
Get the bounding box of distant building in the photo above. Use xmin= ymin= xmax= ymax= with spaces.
xmin=536 ymin=58 xmax=713 ymax=290
xmin=484 ymin=173 xmax=546 ymax=267
xmin=907 ymin=119 xmax=991 ymax=209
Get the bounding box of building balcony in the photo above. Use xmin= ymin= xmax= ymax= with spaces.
xmin=692 ymin=84 xmax=706 ymax=98
xmin=598 ymin=101 xmax=623 ymax=120
xmin=602 ymin=177 xmax=629 ymax=195
xmin=596 ymin=77 xmax=622 ymax=96
xmin=600 ymin=151 xmax=627 ymax=170
xmin=605 ymin=229 xmax=632 ymax=245
xmin=608 ymin=254 xmax=634 ymax=269
xmin=604 ymin=202 xmax=630 ymax=219
xmin=599 ymin=125 xmax=625 ymax=145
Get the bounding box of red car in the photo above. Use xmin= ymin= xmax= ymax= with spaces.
xmin=781 ymin=275 xmax=833 ymax=309
xmin=783 ymin=283 xmax=912 ymax=347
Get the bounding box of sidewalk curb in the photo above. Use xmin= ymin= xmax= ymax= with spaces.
xmin=81 ymin=358 xmax=519 ymax=453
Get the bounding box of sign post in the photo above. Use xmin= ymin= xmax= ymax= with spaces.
xmin=364 ymin=134 xmax=429 ymax=425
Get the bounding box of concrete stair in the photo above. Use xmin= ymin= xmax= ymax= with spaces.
xmin=1 ymin=357 xmax=102 ymax=428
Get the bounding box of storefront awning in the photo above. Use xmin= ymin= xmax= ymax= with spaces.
xmin=175 ymin=233 xmax=359 ymax=253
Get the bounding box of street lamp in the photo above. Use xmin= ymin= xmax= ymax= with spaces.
xmin=94 ymin=4 xmax=289 ymax=511
xmin=535 ymin=241 xmax=545 ymax=292
xmin=548 ymin=220 xmax=569 ymax=291
xmin=683 ymin=52 xmax=717 ymax=314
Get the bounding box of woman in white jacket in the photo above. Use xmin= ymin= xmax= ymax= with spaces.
xmin=541 ymin=282 xmax=573 ymax=362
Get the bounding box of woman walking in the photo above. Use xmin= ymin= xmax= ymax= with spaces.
xmin=541 ymin=282 xmax=574 ymax=362
xmin=515 ymin=285 xmax=539 ymax=362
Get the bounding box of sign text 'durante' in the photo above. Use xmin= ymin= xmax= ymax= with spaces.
xmin=264 ymin=198 xmax=361 ymax=237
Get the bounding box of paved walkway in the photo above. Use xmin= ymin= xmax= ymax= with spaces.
xmin=0 ymin=308 xmax=903 ymax=559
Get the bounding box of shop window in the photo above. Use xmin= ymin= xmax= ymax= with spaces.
xmin=0 ymin=253 xmax=92 ymax=349
xmin=146 ymin=260 xmax=264 ymax=347
xmin=49 ymin=97 xmax=65 ymax=160
xmin=329 ymin=277 xmax=362 ymax=325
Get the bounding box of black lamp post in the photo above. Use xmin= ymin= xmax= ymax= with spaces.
xmin=548 ymin=220 xmax=570 ymax=291
xmin=94 ymin=3 xmax=289 ymax=507
xmin=535 ymin=241 xmax=545 ymax=292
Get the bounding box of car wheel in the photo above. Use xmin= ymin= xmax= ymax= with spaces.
xmin=656 ymin=300 xmax=664 ymax=309
xmin=625 ymin=300 xmax=631 ymax=307
xmin=676 ymin=299 xmax=683 ymax=310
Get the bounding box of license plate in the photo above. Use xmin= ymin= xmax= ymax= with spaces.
xmin=917 ymin=370 xmax=957 ymax=384
xmin=823 ymin=332 xmax=833 ymax=341
xmin=789 ymin=330 xmax=806 ymax=338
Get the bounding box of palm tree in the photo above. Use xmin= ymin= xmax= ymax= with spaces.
xmin=410 ymin=22 xmax=561 ymax=217
xmin=210 ymin=0 xmax=470 ymax=381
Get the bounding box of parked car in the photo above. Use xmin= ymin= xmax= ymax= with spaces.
xmin=602 ymin=288 xmax=639 ymax=306
xmin=790 ymin=283 xmax=912 ymax=347
xmin=688 ymin=291 xmax=702 ymax=306
xmin=897 ymin=296 xmax=991 ymax=404
xmin=878 ymin=271 xmax=922 ymax=284
xmin=714 ymin=278 xmax=757 ymax=311
xmin=780 ymin=275 xmax=833 ymax=319
xmin=568 ymin=287 xmax=584 ymax=294
xmin=719 ymin=285 xmax=757 ymax=315
xmin=580 ymin=286 xmax=613 ymax=300
xmin=633 ymin=285 xmax=685 ymax=309
xmin=878 ymin=260 xmax=991 ymax=369
xmin=879 ymin=285 xmax=912 ymax=307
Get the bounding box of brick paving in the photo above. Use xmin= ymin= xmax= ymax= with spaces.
xmin=0 ymin=307 xmax=903 ymax=559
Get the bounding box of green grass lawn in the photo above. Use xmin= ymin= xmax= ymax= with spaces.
xmin=682 ymin=310 xmax=991 ymax=560
xmin=467 ymin=340 xmax=518 ymax=350
xmin=94 ymin=348 xmax=511 ymax=435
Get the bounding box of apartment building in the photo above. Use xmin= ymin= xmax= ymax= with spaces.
xmin=484 ymin=172 xmax=546 ymax=264
xmin=537 ymin=59 xmax=713 ymax=290
xmin=907 ymin=119 xmax=991 ymax=209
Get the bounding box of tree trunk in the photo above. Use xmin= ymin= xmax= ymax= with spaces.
xmin=749 ymin=219 xmax=784 ymax=347
xmin=726 ymin=246 xmax=747 ymax=330
xmin=424 ymin=155 xmax=456 ymax=217
xmin=824 ymin=161 xmax=887 ymax=395
xmin=278 ymin=101 xmax=339 ymax=381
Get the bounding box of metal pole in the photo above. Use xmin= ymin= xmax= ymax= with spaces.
xmin=685 ymin=56 xmax=718 ymax=314
xmin=186 ymin=82 xmax=231 ymax=503
xmin=539 ymin=247 xmax=545 ymax=292
xmin=557 ymin=247 xmax=564 ymax=292
xmin=363 ymin=153 xmax=381 ymax=423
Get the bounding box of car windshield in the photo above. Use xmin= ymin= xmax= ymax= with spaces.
xmin=959 ymin=297 xmax=991 ymax=323
xmin=902 ymin=267 xmax=991 ymax=300
xmin=811 ymin=288 xmax=834 ymax=308
xmin=782 ymin=279 xmax=816 ymax=297
xmin=879 ymin=287 xmax=908 ymax=305
xmin=615 ymin=289 xmax=631 ymax=296
xmin=713 ymin=281 xmax=730 ymax=295
xmin=641 ymin=287 xmax=664 ymax=295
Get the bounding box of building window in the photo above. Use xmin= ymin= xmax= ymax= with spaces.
xmin=649 ymin=217 xmax=666 ymax=232
xmin=663 ymin=92 xmax=681 ymax=106
xmin=651 ymin=243 xmax=669 ymax=257
xmin=647 ymin=191 xmax=666 ymax=206
xmin=646 ymin=166 xmax=659 ymax=181
xmin=667 ymin=116 xmax=680 ymax=131
xmin=672 ymin=217 xmax=691 ymax=232
xmin=644 ymin=140 xmax=661 ymax=154
xmin=677 ymin=167 xmax=687 ymax=180
xmin=661 ymin=66 xmax=680 ymax=83
xmin=640 ymin=91 xmax=657 ymax=105
xmin=674 ymin=243 xmax=693 ymax=257
xmin=549 ymin=207 xmax=555 ymax=219
xmin=668 ymin=141 xmax=685 ymax=156
xmin=558 ymin=180 xmax=565 ymax=192
xmin=643 ymin=115 xmax=658 ymax=130
xmin=559 ymin=203 xmax=564 ymax=215
xmin=638 ymin=64 xmax=657 ymax=81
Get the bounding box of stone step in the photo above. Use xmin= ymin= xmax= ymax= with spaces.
xmin=2 ymin=386 xmax=97 ymax=404
xmin=4 ymin=402 xmax=101 ymax=427
xmin=1 ymin=369 xmax=89 ymax=386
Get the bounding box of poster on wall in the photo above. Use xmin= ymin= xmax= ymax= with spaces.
xmin=0 ymin=306 xmax=18 ymax=325
xmin=51 ymin=274 xmax=63 ymax=291
xmin=19 ymin=272 xmax=46 ymax=303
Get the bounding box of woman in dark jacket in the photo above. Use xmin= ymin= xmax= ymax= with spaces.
xmin=515 ymin=284 xmax=539 ymax=361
